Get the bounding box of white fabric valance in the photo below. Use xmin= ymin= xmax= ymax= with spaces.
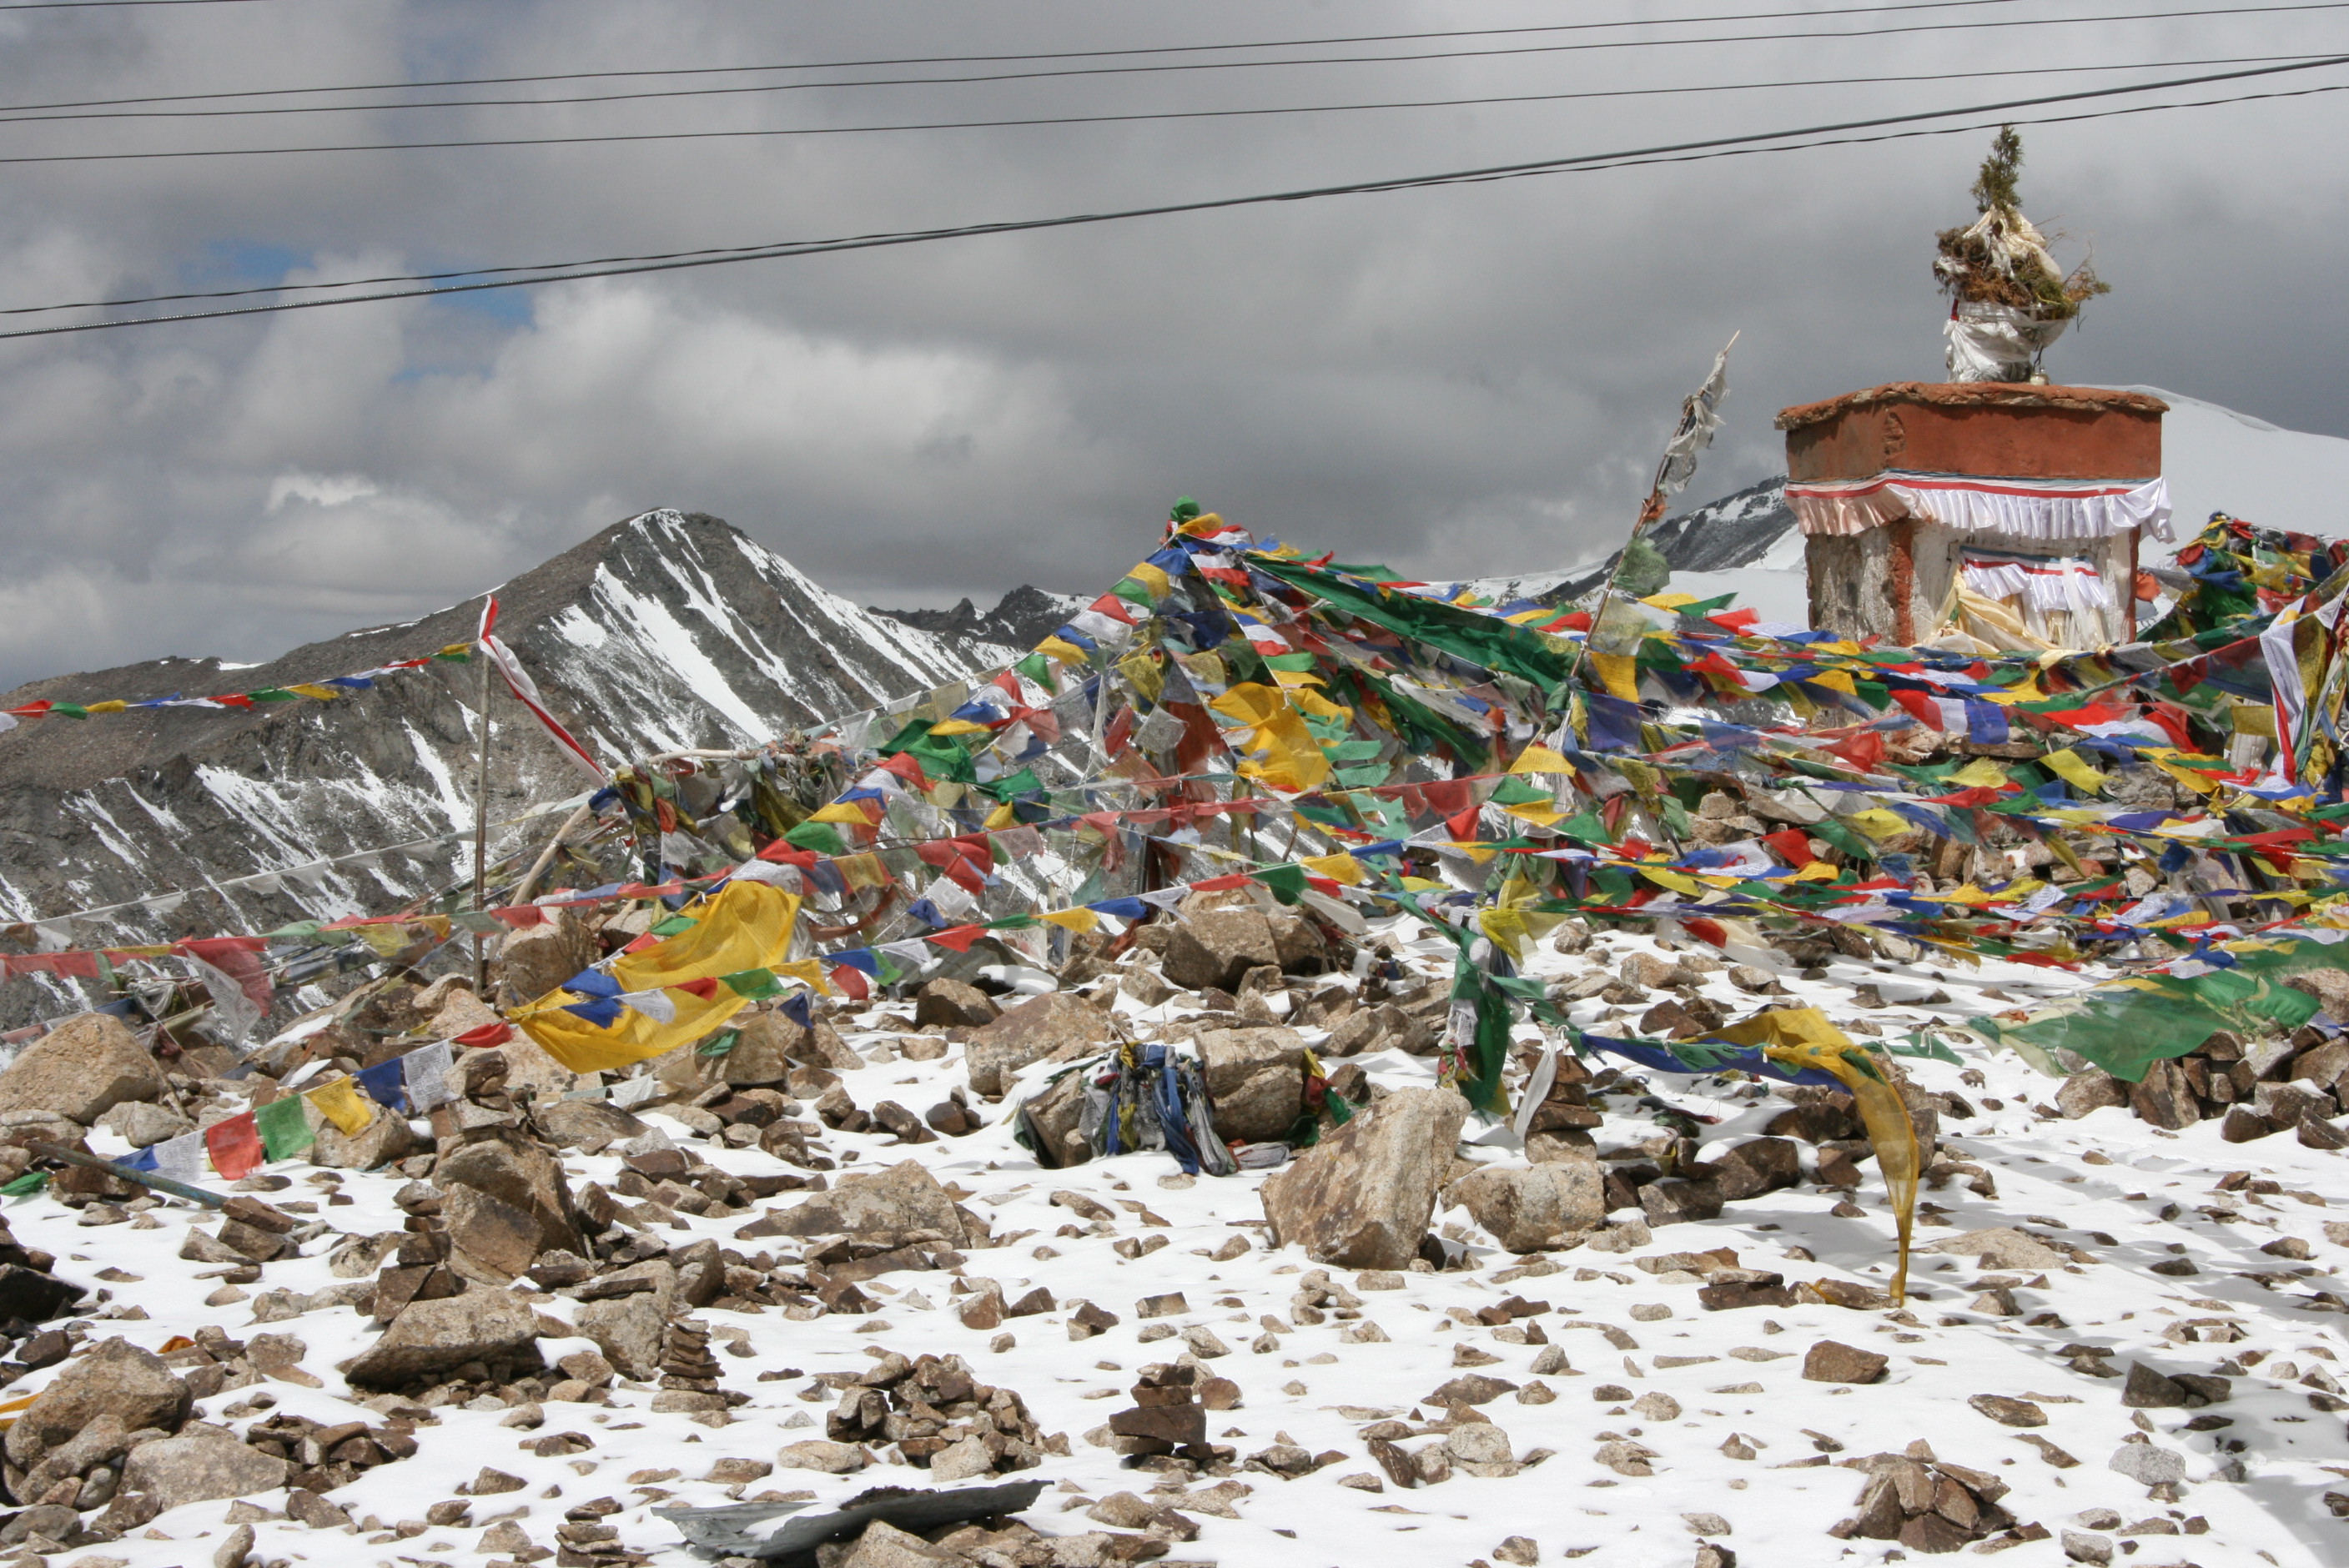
xmin=1959 ymin=551 xmax=2114 ymax=612
xmin=1787 ymin=471 xmax=2170 ymax=543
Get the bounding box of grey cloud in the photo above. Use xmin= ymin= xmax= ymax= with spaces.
xmin=0 ymin=0 xmax=2341 ymax=687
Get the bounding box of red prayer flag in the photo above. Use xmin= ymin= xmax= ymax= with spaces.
xmin=205 ymin=1113 xmax=263 ymax=1181
xmin=451 ymin=1021 xmax=514 ymax=1048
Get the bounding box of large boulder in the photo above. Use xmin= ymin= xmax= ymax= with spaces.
xmin=0 ymin=1013 xmax=159 ymax=1124
xmin=433 ymin=1128 xmax=583 ymax=1258
xmin=1161 ymin=909 xmax=1280 ymax=993
xmin=3 ymin=1338 xmax=189 ymax=1470
xmin=1196 ymin=1028 xmax=1307 ymax=1143
xmin=496 ymin=911 xmax=601 ymax=1008
xmin=913 ymin=979 xmax=998 ymax=1030
xmin=1264 ymin=907 xmax=1330 ymax=974
xmin=442 ymin=1185 xmax=545 ymax=1285
xmin=1016 ymin=1073 xmax=1092 ymax=1169
xmin=576 ymin=1261 xmax=677 ymax=1380
xmin=310 ymin=1101 xmax=422 ymax=1170
xmin=120 ymin=1425 xmax=287 ymax=1510
xmin=1446 ymin=1162 xmax=1606 ymax=1252
xmin=498 ymin=1033 xmax=599 ymax=1102
xmin=98 ymin=1100 xmax=193 ymax=1149
xmin=963 ymin=993 xmax=1113 ymax=1098
xmin=764 ymin=1160 xmax=967 ymax=1245
xmin=340 ymin=1289 xmax=541 ymax=1387
xmin=534 ymin=1099 xmax=651 ymax=1152
xmin=1260 ymin=1087 xmax=1468 ymax=1269
xmin=727 ymin=1008 xmax=862 ymax=1083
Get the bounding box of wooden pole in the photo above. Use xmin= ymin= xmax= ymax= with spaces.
xmin=472 ymin=637 xmax=494 ymax=994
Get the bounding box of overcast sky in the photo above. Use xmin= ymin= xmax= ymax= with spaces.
xmin=0 ymin=0 xmax=2341 ymax=688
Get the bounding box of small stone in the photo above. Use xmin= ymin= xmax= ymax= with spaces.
xmin=212 ymin=1522 xmax=255 ymax=1568
xmin=1631 ymin=1392 xmax=1682 ymax=1422
xmin=2107 ymin=1442 xmax=2186 ymax=1489
xmin=2120 ymin=1364 xmax=2191 ymax=1410
xmin=1683 ymin=1512 xmax=1733 ymax=1536
xmin=776 ymin=1440 xmax=868 ymax=1473
xmin=2062 ymin=1530 xmax=2114 ymax=1564
xmin=1494 ymin=1535 xmax=1540 ymax=1565
xmin=1969 ymin=1395 xmax=2047 ymax=1428
xmin=1801 ymin=1340 xmax=1889 ymax=1385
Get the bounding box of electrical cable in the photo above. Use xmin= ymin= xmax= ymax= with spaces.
xmin=8 ymin=39 xmax=2345 ymax=130
xmin=1 ymin=55 xmax=2341 ymax=342
xmin=0 ymin=49 xmax=2331 ymax=204
xmin=0 ymin=0 xmax=2336 ymax=123
xmin=0 ymin=1 xmax=2082 ymax=113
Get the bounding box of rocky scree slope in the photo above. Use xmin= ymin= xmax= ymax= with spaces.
xmin=0 ymin=892 xmax=2341 ymax=1566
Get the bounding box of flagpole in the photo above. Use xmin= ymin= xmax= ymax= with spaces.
xmin=472 ymin=606 xmax=494 ymax=996
xmin=1565 ymin=333 xmax=1738 ymax=696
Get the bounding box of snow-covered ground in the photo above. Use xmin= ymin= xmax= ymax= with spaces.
xmin=16 ymin=905 xmax=2348 ymax=1568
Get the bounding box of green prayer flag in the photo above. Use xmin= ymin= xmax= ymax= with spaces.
xmin=719 ymin=969 xmax=782 ymax=999
xmin=255 ymin=1094 xmax=314 ymax=1160
xmin=784 ymin=820 xmax=849 ymax=856
xmin=1252 ymin=864 xmax=1309 ymax=905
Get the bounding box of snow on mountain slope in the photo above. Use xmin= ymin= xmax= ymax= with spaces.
xmin=2113 ymin=386 xmax=2349 ymax=556
xmin=0 ymin=510 xmax=1014 ymax=1015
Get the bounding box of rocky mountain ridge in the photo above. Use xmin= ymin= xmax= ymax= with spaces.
xmin=0 ymin=510 xmax=1014 ymax=1019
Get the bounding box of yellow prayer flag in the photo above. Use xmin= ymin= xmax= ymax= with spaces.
xmin=1300 ymin=852 xmax=1366 ymax=886
xmin=837 ymin=853 xmax=890 ymax=891
xmin=810 ymin=801 xmax=877 ymax=826
xmin=1209 ymin=682 xmax=1330 ymax=793
xmin=2153 ymin=758 xmax=2221 ymax=797
xmin=1125 ymin=562 xmax=1172 ymax=600
xmin=1806 ymin=669 xmax=1858 ymax=697
xmin=1639 ymin=867 xmax=1703 ymax=896
xmin=511 ymin=881 xmax=801 ymax=1073
xmin=85 ymin=700 xmax=128 ymax=714
xmin=286 ymin=683 xmax=342 ymax=701
xmin=1944 ymin=757 xmax=2009 ymax=789
xmin=983 ymin=801 xmax=1019 ymax=830
xmin=929 ymin=718 xmax=992 ymax=736
xmin=1040 ymin=908 xmax=1099 ymax=934
xmin=1115 ymin=649 xmax=1165 ymax=703
xmin=1592 ymin=651 xmax=1640 ymax=702
xmin=1477 ymin=906 xmax=1532 ymax=961
xmin=2040 ymin=748 xmax=2108 ymax=794
xmin=304 ymin=1075 xmax=375 ymax=1136
xmin=1509 ymin=744 xmax=1577 ymax=776
xmin=1845 ymin=807 xmax=1912 ymax=841
xmin=1036 ymin=636 xmax=1089 ymax=666
xmin=1716 ymin=1008 xmax=1919 ymax=1303
xmin=774 ymin=958 xmax=830 ymax=993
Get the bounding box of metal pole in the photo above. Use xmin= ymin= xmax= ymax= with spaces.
xmin=473 ymin=638 xmax=494 ymax=994
xmin=25 ymin=1140 xmax=228 ymax=1209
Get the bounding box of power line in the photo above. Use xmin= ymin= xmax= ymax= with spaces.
xmin=0 ymin=0 xmax=269 ymax=8
xmin=0 ymin=49 xmax=2330 ymax=255
xmin=0 ymin=0 xmax=2336 ymax=125
xmin=3 ymin=17 xmax=2341 ymax=163
xmin=0 ymin=1 xmax=2056 ymax=113
xmin=3 ymin=55 xmax=2341 ymax=343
